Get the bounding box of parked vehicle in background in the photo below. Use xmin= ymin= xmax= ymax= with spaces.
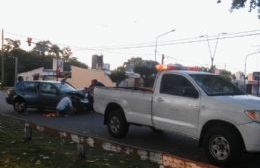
xmin=6 ymin=81 xmax=90 ymax=113
xmin=94 ymin=69 xmax=260 ymax=166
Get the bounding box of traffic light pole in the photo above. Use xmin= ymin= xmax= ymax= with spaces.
xmin=1 ymin=29 xmax=4 ymax=87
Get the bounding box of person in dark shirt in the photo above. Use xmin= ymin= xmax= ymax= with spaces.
xmin=87 ymin=79 xmax=105 ymax=110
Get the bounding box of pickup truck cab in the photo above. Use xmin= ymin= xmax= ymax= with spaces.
xmin=94 ymin=70 xmax=260 ymax=166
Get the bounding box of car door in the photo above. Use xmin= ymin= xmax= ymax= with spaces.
xmin=152 ymin=73 xmax=200 ymax=137
xmin=18 ymin=82 xmax=39 ymax=106
xmin=39 ymin=83 xmax=60 ymax=109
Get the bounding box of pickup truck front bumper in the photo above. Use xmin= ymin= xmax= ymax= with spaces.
xmin=238 ymin=122 xmax=260 ymax=152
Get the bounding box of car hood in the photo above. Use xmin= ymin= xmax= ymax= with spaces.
xmin=212 ymin=95 xmax=260 ymax=110
xmin=66 ymin=90 xmax=85 ymax=97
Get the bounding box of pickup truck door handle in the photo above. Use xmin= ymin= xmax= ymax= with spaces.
xmin=156 ymin=97 xmax=164 ymax=102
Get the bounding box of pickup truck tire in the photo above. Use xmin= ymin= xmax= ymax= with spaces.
xmin=14 ymin=100 xmax=27 ymax=114
xmin=203 ymin=126 xmax=242 ymax=166
xmin=107 ymin=109 xmax=129 ymax=139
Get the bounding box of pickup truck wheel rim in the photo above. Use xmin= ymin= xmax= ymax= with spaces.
xmin=110 ymin=116 xmax=120 ymax=133
xmin=209 ymin=136 xmax=230 ymax=161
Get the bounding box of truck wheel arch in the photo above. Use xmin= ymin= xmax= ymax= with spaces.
xmin=199 ymin=120 xmax=245 ymax=150
xmin=104 ymin=103 xmax=127 ymax=125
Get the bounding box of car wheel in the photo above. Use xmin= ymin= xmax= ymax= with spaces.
xmin=14 ymin=100 xmax=27 ymax=114
xmin=107 ymin=109 xmax=129 ymax=138
xmin=203 ymin=126 xmax=243 ymax=166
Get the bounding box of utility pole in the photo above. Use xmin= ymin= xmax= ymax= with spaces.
xmin=14 ymin=56 xmax=18 ymax=86
xmin=1 ymin=29 xmax=4 ymax=86
xmin=154 ymin=29 xmax=175 ymax=62
xmin=161 ymin=54 xmax=165 ymax=64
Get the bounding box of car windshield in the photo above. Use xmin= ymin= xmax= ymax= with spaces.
xmin=190 ymin=74 xmax=245 ymax=96
xmin=55 ymin=83 xmax=76 ymax=93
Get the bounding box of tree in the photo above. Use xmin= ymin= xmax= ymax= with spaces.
xmin=124 ymin=57 xmax=159 ymax=87
xmin=0 ymin=38 xmax=88 ymax=86
xmin=3 ymin=38 xmax=21 ymax=52
xmin=218 ymin=0 xmax=260 ymax=12
xmin=219 ymin=69 xmax=233 ymax=81
xmin=49 ymin=44 xmax=62 ymax=57
xmin=110 ymin=66 xmax=126 ymax=85
xmin=32 ymin=41 xmax=52 ymax=56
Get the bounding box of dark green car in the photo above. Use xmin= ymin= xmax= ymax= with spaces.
xmin=6 ymin=81 xmax=90 ymax=113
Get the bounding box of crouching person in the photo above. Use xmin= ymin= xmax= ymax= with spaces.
xmin=56 ymin=96 xmax=76 ymax=116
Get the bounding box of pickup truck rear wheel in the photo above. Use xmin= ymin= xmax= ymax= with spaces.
xmin=203 ymin=126 xmax=242 ymax=166
xmin=14 ymin=100 xmax=27 ymax=114
xmin=107 ymin=110 xmax=129 ymax=138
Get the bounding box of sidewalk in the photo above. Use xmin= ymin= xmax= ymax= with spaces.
xmin=0 ymin=115 xmax=157 ymax=168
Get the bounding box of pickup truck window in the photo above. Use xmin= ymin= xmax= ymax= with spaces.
xmin=160 ymin=74 xmax=199 ymax=98
xmin=190 ymin=74 xmax=245 ymax=96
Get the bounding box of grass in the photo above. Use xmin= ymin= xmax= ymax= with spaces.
xmin=0 ymin=116 xmax=158 ymax=168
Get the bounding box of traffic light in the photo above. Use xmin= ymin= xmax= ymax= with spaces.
xmin=27 ymin=37 xmax=32 ymax=46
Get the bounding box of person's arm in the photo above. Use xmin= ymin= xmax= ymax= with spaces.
xmin=68 ymin=97 xmax=76 ymax=113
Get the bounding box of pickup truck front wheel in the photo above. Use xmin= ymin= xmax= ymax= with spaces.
xmin=107 ymin=110 xmax=129 ymax=138
xmin=203 ymin=126 xmax=242 ymax=166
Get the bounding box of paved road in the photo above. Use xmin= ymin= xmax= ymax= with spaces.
xmin=0 ymin=91 xmax=259 ymax=167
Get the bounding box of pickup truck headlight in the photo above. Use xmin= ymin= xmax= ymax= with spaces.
xmin=245 ymin=110 xmax=260 ymax=122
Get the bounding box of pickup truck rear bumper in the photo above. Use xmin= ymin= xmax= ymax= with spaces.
xmin=6 ymin=97 xmax=13 ymax=105
xmin=238 ymin=122 xmax=260 ymax=152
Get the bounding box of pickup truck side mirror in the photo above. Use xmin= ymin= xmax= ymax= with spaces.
xmin=183 ymin=87 xmax=199 ymax=98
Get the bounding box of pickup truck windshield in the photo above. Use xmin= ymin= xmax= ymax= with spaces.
xmin=55 ymin=83 xmax=76 ymax=93
xmin=190 ymin=74 xmax=245 ymax=96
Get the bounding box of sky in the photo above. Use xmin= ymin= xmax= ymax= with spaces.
xmin=1 ymin=0 xmax=260 ymax=74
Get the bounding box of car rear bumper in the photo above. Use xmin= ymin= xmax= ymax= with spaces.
xmin=238 ymin=122 xmax=260 ymax=152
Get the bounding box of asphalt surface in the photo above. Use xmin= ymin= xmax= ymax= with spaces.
xmin=1 ymin=91 xmax=259 ymax=167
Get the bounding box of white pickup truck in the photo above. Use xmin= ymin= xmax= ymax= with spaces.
xmin=94 ymin=70 xmax=260 ymax=166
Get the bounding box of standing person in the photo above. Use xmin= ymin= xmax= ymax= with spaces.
xmin=56 ymin=96 xmax=75 ymax=116
xmin=15 ymin=76 xmax=25 ymax=90
xmin=87 ymin=79 xmax=105 ymax=110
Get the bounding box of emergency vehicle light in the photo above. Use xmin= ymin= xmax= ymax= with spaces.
xmin=156 ymin=64 xmax=201 ymax=72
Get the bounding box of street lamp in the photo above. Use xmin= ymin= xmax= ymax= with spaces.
xmin=200 ymin=33 xmax=226 ymax=71
xmin=154 ymin=29 xmax=175 ymax=62
xmin=244 ymin=51 xmax=260 ymax=91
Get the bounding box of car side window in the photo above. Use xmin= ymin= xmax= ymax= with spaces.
xmin=160 ymin=74 xmax=199 ymax=98
xmin=23 ymin=82 xmax=37 ymax=93
xmin=39 ymin=83 xmax=57 ymax=94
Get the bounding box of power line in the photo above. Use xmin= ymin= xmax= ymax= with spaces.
xmin=73 ymin=31 xmax=260 ymax=51
xmin=4 ymin=29 xmax=260 ymax=52
xmin=4 ymin=31 xmax=99 ymax=51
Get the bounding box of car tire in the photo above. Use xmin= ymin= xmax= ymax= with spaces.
xmin=203 ymin=126 xmax=243 ymax=166
xmin=14 ymin=100 xmax=27 ymax=114
xmin=107 ymin=109 xmax=129 ymax=139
